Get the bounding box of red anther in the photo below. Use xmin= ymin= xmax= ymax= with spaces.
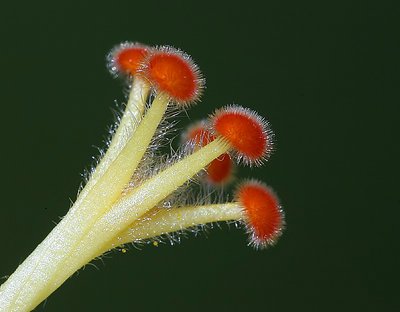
xmin=236 ymin=181 xmax=284 ymax=248
xmin=141 ymin=46 xmax=204 ymax=105
xmin=206 ymin=154 xmax=233 ymax=184
xmin=185 ymin=121 xmax=215 ymax=147
xmin=107 ymin=42 xmax=150 ymax=77
xmin=184 ymin=121 xmax=233 ymax=185
xmin=212 ymin=105 xmax=273 ymax=166
xmin=117 ymin=47 xmax=148 ymax=75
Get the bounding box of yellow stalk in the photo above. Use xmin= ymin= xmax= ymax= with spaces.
xmin=106 ymin=77 xmax=150 ymax=159
xmin=33 ymin=138 xmax=232 ymax=307
xmin=68 ymin=203 xmax=244 ymax=265
xmin=110 ymin=203 xmax=244 ymax=248
xmin=0 ymin=92 xmax=170 ymax=312
xmin=73 ymin=77 xmax=150 ymax=210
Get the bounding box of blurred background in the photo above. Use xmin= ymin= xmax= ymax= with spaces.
xmin=0 ymin=0 xmax=398 ymax=311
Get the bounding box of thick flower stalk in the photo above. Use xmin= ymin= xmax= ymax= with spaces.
xmin=0 ymin=42 xmax=285 ymax=312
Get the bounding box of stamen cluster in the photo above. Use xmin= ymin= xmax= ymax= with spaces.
xmin=0 ymin=41 xmax=285 ymax=311
xmin=103 ymin=41 xmax=284 ymax=249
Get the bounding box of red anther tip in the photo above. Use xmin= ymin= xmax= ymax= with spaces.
xmin=183 ymin=121 xmax=233 ymax=185
xmin=206 ymin=154 xmax=233 ymax=184
xmin=141 ymin=46 xmax=204 ymax=105
xmin=211 ymin=105 xmax=274 ymax=166
xmin=107 ymin=42 xmax=150 ymax=77
xmin=235 ymin=181 xmax=284 ymax=248
xmin=184 ymin=121 xmax=215 ymax=147
xmin=117 ymin=47 xmax=148 ymax=75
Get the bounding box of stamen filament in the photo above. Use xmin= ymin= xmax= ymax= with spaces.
xmin=0 ymin=91 xmax=170 ymax=311
xmin=73 ymin=77 xmax=150 ymax=210
xmin=38 ymin=138 xmax=232 ymax=302
xmin=92 ymin=78 xmax=151 ymax=179
xmin=112 ymin=78 xmax=151 ymax=152
xmin=111 ymin=203 xmax=244 ymax=247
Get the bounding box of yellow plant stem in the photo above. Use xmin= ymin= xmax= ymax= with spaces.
xmin=73 ymin=203 xmax=244 ymax=265
xmin=0 ymin=92 xmax=169 ymax=312
xmin=33 ymin=138 xmax=232 ymax=308
xmin=74 ymin=77 xmax=150 ymax=208
xmin=104 ymin=77 xmax=151 ymax=164
xmin=110 ymin=203 xmax=244 ymax=248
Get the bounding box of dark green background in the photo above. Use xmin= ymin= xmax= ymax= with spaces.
xmin=0 ymin=1 xmax=398 ymax=311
